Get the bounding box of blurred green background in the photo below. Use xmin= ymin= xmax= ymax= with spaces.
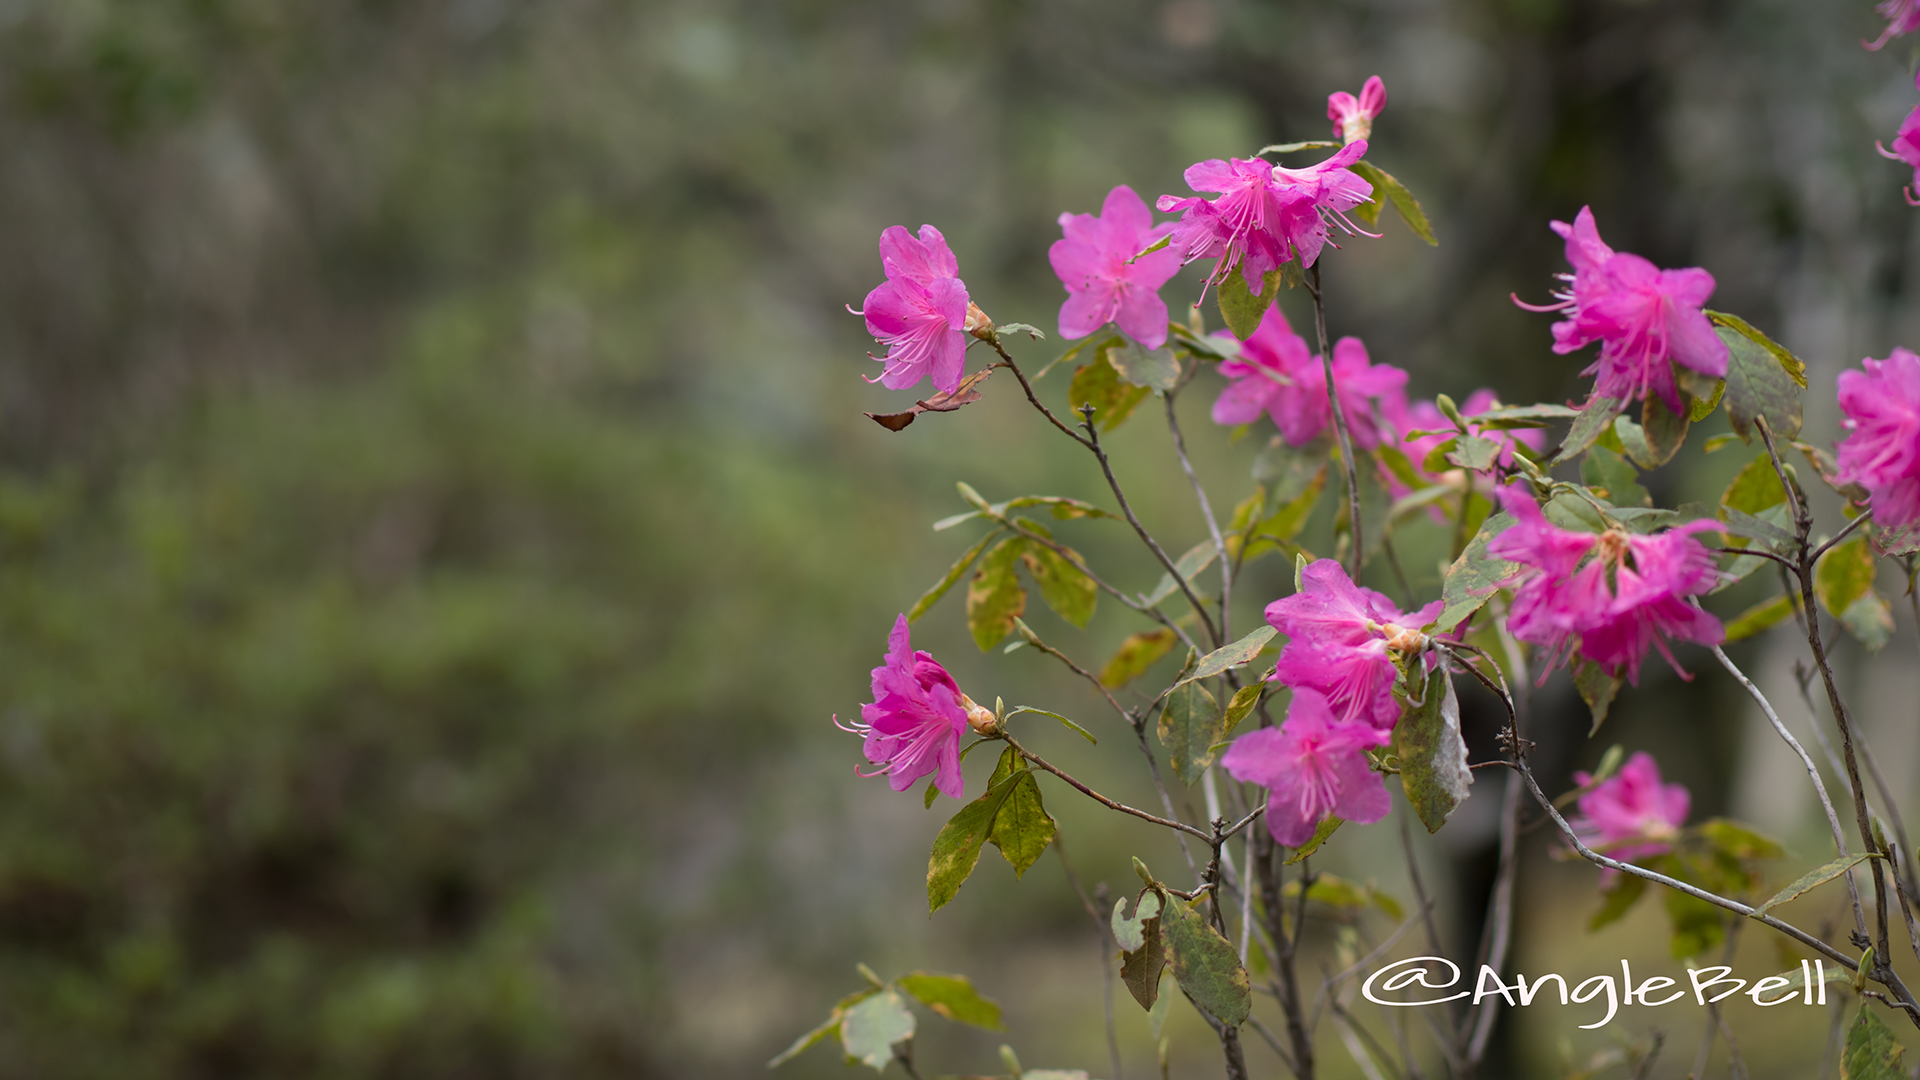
xmin=1 ymin=0 xmax=1918 ymax=1077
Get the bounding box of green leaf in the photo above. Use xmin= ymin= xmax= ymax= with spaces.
xmin=1004 ymin=705 xmax=1096 ymax=744
xmin=1107 ymin=340 xmax=1182 ymax=391
xmin=1069 ymin=345 xmax=1153 ymax=432
xmin=1034 ymin=333 xmax=1118 ymax=381
xmin=967 ymin=537 xmax=1028 ymax=651
xmin=1173 ymin=625 xmax=1277 ymax=690
xmin=1282 ymin=873 xmax=1404 ymax=919
xmin=1145 ymin=538 xmax=1219 ymax=607
xmin=768 ymin=988 xmax=881 ymax=1067
xmin=1241 ymin=469 xmax=1327 ymax=562
xmin=1635 ymin=391 xmax=1692 ymax=468
xmin=1842 ymin=1004 xmax=1907 ymax=1080
xmin=1707 ymin=310 xmax=1809 ymax=388
xmin=1221 ymin=684 xmax=1263 ymax=741
xmin=1572 ymin=657 xmax=1623 ymax=737
xmin=1100 ymin=629 xmax=1179 ymax=688
xmin=1750 ymin=853 xmax=1881 ymax=919
xmin=1679 ymin=369 xmax=1726 ymax=422
xmin=1349 ymin=161 xmax=1437 ymax=245
xmin=1697 ymin=818 xmax=1786 ymax=861
xmin=1472 ymin=403 xmax=1580 ymax=428
xmin=994 ymin=322 xmax=1047 ymax=340
xmin=1722 ymin=507 xmax=1792 ymax=548
xmin=1435 ymin=512 xmax=1519 ymax=632
xmin=1816 ymin=535 xmax=1892 ymax=651
xmin=896 ymin=972 xmax=1005 ymax=1030
xmin=1217 ymin=268 xmax=1284 ymax=341
xmin=927 ymin=764 xmax=1029 ymax=912
xmin=1724 ymin=594 xmax=1797 ymax=642
xmin=1118 ymin=891 xmax=1167 ymax=1011
xmin=984 ymin=746 xmax=1056 ymax=878
xmin=1285 ymin=817 xmax=1342 ymax=863
xmin=1159 ymin=681 xmax=1223 ymax=785
xmin=1158 ymin=894 xmax=1252 ymax=1025
xmin=1445 ymin=435 xmax=1500 ymax=471
xmin=910 ymin=529 xmax=1004 ymax=622
xmin=1554 ymin=397 xmax=1625 ymax=464
xmin=1112 ymin=890 xmax=1163 ymax=952
xmin=1714 ymin=323 xmax=1803 ymax=441
xmin=1722 ymin=454 xmax=1790 ymax=515
xmin=1257 ymin=140 xmax=1341 ymax=155
xmin=1020 ymin=541 xmax=1098 ymax=628
xmin=839 ymin=990 xmax=916 ymax=1072
xmin=1378 ymin=443 xmax=1428 ymax=490
xmin=1393 ymin=667 xmax=1472 ymax=833
xmin=1581 ymin=445 xmax=1651 ymax=509
xmin=1662 ymin=883 xmax=1725 ymax=960
xmin=1588 ymin=873 xmax=1647 ymax=932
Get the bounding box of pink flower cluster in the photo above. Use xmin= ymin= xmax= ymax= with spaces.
xmin=1569 ymin=752 xmax=1690 ymax=863
xmin=1156 ymin=144 xmax=1375 ymax=305
xmin=1516 ymin=207 xmax=1728 ymax=413
xmin=1223 ymin=560 xmax=1439 ymax=846
xmin=839 ymin=616 xmax=984 ymax=801
xmin=1835 ymin=347 xmax=1920 ymax=529
xmin=1049 ymin=185 xmax=1184 ymax=349
xmin=856 ymin=225 xmax=973 ymax=395
xmin=1489 ymin=485 xmax=1724 ymax=685
xmin=1868 ymin=0 xmax=1920 ymax=49
xmin=1878 ymin=69 xmax=1920 ymax=206
xmin=1210 ymin=305 xmax=1407 ymax=449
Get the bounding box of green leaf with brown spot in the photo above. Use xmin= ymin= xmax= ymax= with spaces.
xmin=1842 ymin=1003 xmax=1906 ymax=1080
xmin=1635 ymin=391 xmax=1692 ymax=468
xmin=1069 ymin=345 xmax=1153 ymax=432
xmin=967 ymin=537 xmax=1028 ymax=651
xmin=1107 ymin=340 xmax=1182 ymax=390
xmin=1172 ymin=625 xmax=1277 ymax=690
xmin=984 ymin=746 xmax=1055 ymax=878
xmin=927 ymin=764 xmax=1029 ymax=912
xmin=1393 ymin=667 xmax=1471 ymax=833
xmin=1555 ymin=397 xmax=1626 ymax=464
xmin=1572 ymin=657 xmax=1623 ymax=737
xmin=1714 ymin=321 xmax=1803 ymax=440
xmin=1159 ymin=680 xmax=1222 ymax=785
xmin=1285 ymin=816 xmax=1342 ymax=864
xmin=1100 ymin=629 xmax=1179 ymax=688
xmin=1020 ymin=538 xmax=1097 ymax=628
xmin=1158 ymin=893 xmax=1252 ymax=1025
xmin=910 ymin=529 xmax=1004 ymax=622
xmin=1220 ymin=684 xmax=1263 ymax=741
xmin=1750 ymin=853 xmax=1881 ymax=919
xmin=896 ymin=972 xmax=1004 ymax=1030
xmin=1435 ymin=512 xmax=1519 ymax=632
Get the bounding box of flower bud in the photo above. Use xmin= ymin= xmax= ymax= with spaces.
xmin=964 ymin=302 xmax=995 ymax=341
xmin=959 ymin=693 xmax=1001 ymax=736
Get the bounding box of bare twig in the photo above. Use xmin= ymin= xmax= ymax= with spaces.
xmin=1004 ymin=734 xmax=1211 ymax=840
xmin=1305 ymin=262 xmax=1365 ymax=578
xmin=1165 ymin=392 xmax=1233 ymax=642
xmin=1080 ymin=411 xmax=1222 ymax=647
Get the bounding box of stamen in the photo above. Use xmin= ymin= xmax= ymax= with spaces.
xmin=1510 ymin=293 xmax=1574 ymax=313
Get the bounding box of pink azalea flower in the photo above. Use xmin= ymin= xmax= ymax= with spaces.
xmin=1156 ymin=142 xmax=1375 ymax=302
xmin=1569 ymin=751 xmax=1690 ymax=863
xmin=1835 ymin=347 xmax=1920 ymax=529
xmin=1515 ymin=207 xmax=1728 ymax=413
xmin=1488 ymin=485 xmax=1724 ymax=684
xmin=1868 ymin=0 xmax=1920 ymax=49
xmin=854 ymin=225 xmax=971 ymax=394
xmin=1211 ymin=307 xmax=1406 ymax=448
xmin=1264 ymin=559 xmax=1442 ymax=728
xmin=836 ymin=615 xmax=977 ymax=799
xmin=1878 ymin=73 xmax=1920 ymax=206
xmin=1327 ymin=76 xmax=1386 ymax=145
xmin=1049 ymin=185 xmax=1184 ymax=349
xmin=1221 ymin=689 xmax=1392 ymax=847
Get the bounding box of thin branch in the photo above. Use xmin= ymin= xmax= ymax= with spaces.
xmin=1004 ymin=734 xmax=1212 ymax=840
xmin=1468 ymin=607 xmax=1528 ymax=1064
xmin=1165 ymin=392 xmax=1233 ymax=643
xmin=1080 ymin=411 xmax=1222 ymax=648
xmin=1001 ymin=519 xmax=1202 ymax=656
xmin=989 ymin=345 xmax=1092 ymax=449
xmin=1054 ymin=841 xmax=1123 ymax=1080
xmin=1306 ymin=262 xmax=1365 ymax=579
xmin=1809 ymin=508 xmax=1873 ymax=564
xmin=1709 ymin=641 xmax=1866 ymax=937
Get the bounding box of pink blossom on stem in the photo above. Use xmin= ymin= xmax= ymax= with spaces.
xmin=853 ymin=225 xmax=971 ymax=394
xmin=836 ymin=615 xmax=978 ymax=800
xmin=1210 ymin=307 xmax=1406 ymax=448
xmin=1488 ymin=485 xmax=1725 ymax=684
xmin=1221 ymin=689 xmax=1392 ymax=847
xmin=1050 ymin=185 xmax=1184 ymax=349
xmin=1514 ymin=207 xmax=1728 ymax=413
xmin=1327 ymin=76 xmax=1386 ymax=144
xmin=1569 ymin=751 xmax=1690 ymax=863
xmin=1156 ymin=142 xmax=1375 ymax=301
xmin=1835 ymin=347 xmax=1920 ymax=528
xmin=1867 ymin=0 xmax=1920 ymax=50
xmin=1878 ymin=74 xmax=1920 ymax=206
xmin=1264 ymin=559 xmax=1441 ymax=728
